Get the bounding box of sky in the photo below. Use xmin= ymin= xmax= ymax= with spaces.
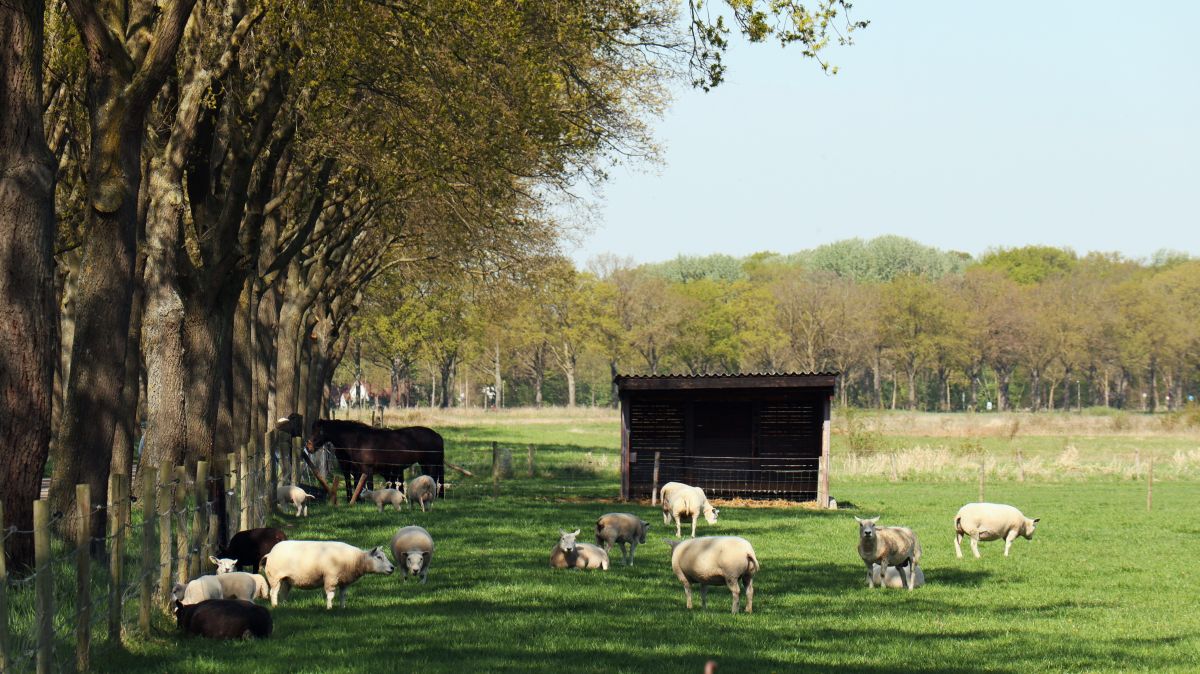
xmin=566 ymin=1 xmax=1200 ymax=266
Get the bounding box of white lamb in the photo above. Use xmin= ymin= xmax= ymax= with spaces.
xmin=665 ymin=536 xmax=759 ymax=614
xmin=549 ymin=529 xmax=609 ymax=570
xmin=407 ymin=475 xmax=438 ymax=512
xmin=870 ymin=563 xmax=925 ymax=589
xmin=276 ymin=485 xmax=315 ymax=517
xmin=855 ymin=516 xmax=922 ymax=591
xmin=361 ymin=486 xmax=407 ymax=512
xmin=663 ymin=485 xmax=718 ymax=538
xmin=954 ymin=502 xmax=1040 ymax=558
xmin=262 ymin=540 xmax=394 ymax=609
xmin=390 ymin=525 xmax=434 ymax=583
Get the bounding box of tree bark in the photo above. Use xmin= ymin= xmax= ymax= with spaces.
xmin=111 ymin=250 xmax=145 ymax=481
xmin=0 ymin=0 xmax=57 ymax=570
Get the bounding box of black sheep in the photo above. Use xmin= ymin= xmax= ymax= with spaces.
xmin=175 ymin=599 xmax=272 ymax=640
xmin=217 ymin=527 xmax=288 ymax=573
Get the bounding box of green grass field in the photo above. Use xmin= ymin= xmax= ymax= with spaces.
xmin=95 ymin=412 xmax=1199 ymax=673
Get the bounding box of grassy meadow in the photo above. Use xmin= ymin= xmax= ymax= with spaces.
xmin=95 ymin=408 xmax=1199 ymax=673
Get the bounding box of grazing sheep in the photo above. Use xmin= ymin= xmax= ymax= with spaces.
xmin=663 ymin=486 xmax=719 ymax=538
xmin=549 ymin=529 xmax=609 ymax=570
xmin=361 ymin=486 xmax=407 ymax=512
xmin=664 ymin=536 xmax=759 ymax=614
xmin=954 ymin=502 xmax=1040 ymax=558
xmin=175 ymin=599 xmax=271 ymax=640
xmin=870 ymin=563 xmax=925 ymax=589
xmin=390 ymin=525 xmax=434 ymax=583
xmin=262 ymin=540 xmax=395 ymax=609
xmin=855 ymin=516 xmax=922 ymax=591
xmin=406 ymin=474 xmax=438 ymax=512
xmin=658 ymin=481 xmax=691 ymax=514
xmin=595 ymin=513 xmax=649 ymax=566
xmin=276 ymin=485 xmax=315 ymax=517
xmin=174 ymin=572 xmax=269 ymax=605
xmin=217 ymin=528 xmax=287 ymax=573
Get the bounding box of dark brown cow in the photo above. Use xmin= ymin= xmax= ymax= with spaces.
xmin=306 ymin=420 xmax=445 ymax=502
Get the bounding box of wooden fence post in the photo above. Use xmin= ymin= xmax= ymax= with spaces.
xmin=34 ymin=499 xmax=51 ymax=674
xmin=492 ymin=442 xmax=500 ymax=498
xmin=108 ymin=473 xmax=128 ymax=645
xmin=350 ymin=474 xmax=367 ymax=504
xmin=1134 ymin=448 xmax=1141 ymax=475
xmin=75 ymin=484 xmax=92 ymax=671
xmin=527 ymin=444 xmax=535 ymax=478
xmin=818 ymin=395 xmax=832 ymax=508
xmin=290 ymin=437 xmax=301 ymax=486
xmin=651 ymin=451 xmax=661 ymax=505
xmin=266 ymin=430 xmax=279 ymax=516
xmin=1146 ymin=453 xmax=1154 ymax=511
xmin=173 ymin=466 xmax=188 ymax=586
xmin=237 ymin=444 xmax=250 ymax=530
xmin=331 ymin=476 xmax=340 ymax=506
xmin=158 ymin=464 xmax=173 ymax=607
xmin=140 ymin=470 xmax=155 ymax=635
xmin=227 ymin=451 xmax=239 ymax=539
xmin=978 ymin=457 xmax=986 ymax=503
xmin=1015 ymin=449 xmax=1025 ymax=482
xmin=191 ymin=461 xmax=209 ymax=578
xmin=0 ymin=501 xmax=8 ymax=674
xmin=889 ymin=453 xmax=899 ymax=482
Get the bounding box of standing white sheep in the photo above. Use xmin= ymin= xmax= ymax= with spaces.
xmin=549 ymin=530 xmax=609 ymax=570
xmin=665 ymin=536 xmax=759 ymax=614
xmin=390 ymin=525 xmax=434 ymax=583
xmin=407 ymin=475 xmax=438 ymax=512
xmin=276 ymin=485 xmax=315 ymax=517
xmin=595 ymin=513 xmax=649 ymax=566
xmin=663 ymin=486 xmax=718 ymax=538
xmin=954 ymin=502 xmax=1039 ymax=558
xmin=658 ymin=481 xmax=690 ymax=510
xmin=361 ymin=486 xmax=407 ymax=512
xmin=855 ymin=516 xmax=921 ymax=591
xmin=262 ymin=540 xmax=395 ymax=609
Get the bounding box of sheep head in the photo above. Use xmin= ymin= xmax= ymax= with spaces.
xmin=557 ymin=529 xmax=580 ymax=552
xmin=855 ymin=516 xmax=881 ymax=541
xmin=209 ymin=556 xmax=238 ymax=574
xmin=367 ymin=546 xmax=395 ymax=575
xmin=1022 ymin=517 xmax=1040 ymax=539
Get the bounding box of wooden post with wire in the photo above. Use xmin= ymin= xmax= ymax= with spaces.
xmin=34 ymin=499 xmax=52 ymax=674
xmin=890 ymin=452 xmax=899 ymax=482
xmin=227 ymin=451 xmax=239 ymax=539
xmin=139 ymin=471 xmax=155 ymax=634
xmin=651 ymin=452 xmax=661 ymax=506
xmin=350 ymin=474 xmax=367 ymax=504
xmin=75 ymin=483 xmax=91 ymax=671
xmin=173 ymin=465 xmax=188 ymax=586
xmin=1016 ymin=449 xmax=1025 ymax=482
xmin=191 ymin=461 xmax=209 ymax=578
xmin=108 ymin=473 xmax=127 ymax=645
xmin=290 ymin=436 xmax=301 ymax=486
xmin=157 ymin=464 xmax=173 ymax=607
xmin=237 ymin=444 xmax=250 ymax=530
xmin=266 ymin=430 xmax=280 ymax=516
xmin=818 ymin=394 xmax=832 ymax=508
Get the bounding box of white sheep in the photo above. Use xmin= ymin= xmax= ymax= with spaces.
xmin=595 ymin=513 xmax=649 ymax=566
xmin=361 ymin=486 xmax=407 ymax=512
xmin=262 ymin=540 xmax=395 ymax=609
xmin=549 ymin=529 xmax=609 ymax=570
xmin=210 ymin=556 xmax=271 ymax=599
xmin=663 ymin=485 xmax=718 ymax=538
xmin=276 ymin=485 xmax=315 ymax=517
xmin=665 ymin=536 xmax=759 ymax=614
xmin=658 ymin=481 xmax=690 ymax=510
xmin=855 ymin=516 xmax=922 ymax=591
xmin=870 ymin=562 xmax=925 ymax=589
xmin=172 ymin=572 xmax=268 ymax=605
xmin=407 ymin=475 xmax=438 ymax=512
xmin=954 ymin=502 xmax=1040 ymax=558
xmin=210 ymin=556 xmax=239 ymax=574
xmin=390 ymin=525 xmax=434 ymax=583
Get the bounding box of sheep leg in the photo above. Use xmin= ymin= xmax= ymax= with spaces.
xmin=674 ymin=514 xmax=682 ymax=539
xmin=955 ymin=531 xmax=964 ymax=558
xmin=901 ymin=561 xmax=913 ymax=591
xmin=1004 ymin=530 xmax=1017 ymax=556
xmin=420 ymin=567 xmax=428 ymax=584
xmin=681 ymin=578 xmax=693 ymax=609
xmin=699 ymin=584 xmax=708 ymax=609
xmin=628 ymin=541 xmax=637 ymax=566
xmin=690 ymin=515 xmax=697 ymax=538
xmin=725 ymin=578 xmax=740 ymax=614
xmin=324 ymin=585 xmax=336 ymax=610
xmin=269 ymin=580 xmax=283 ymax=607
xmin=970 ymin=535 xmax=981 ymax=558
xmin=867 ymin=559 xmax=880 ymax=588
xmin=744 ymin=575 xmax=754 ymax=614
xmin=339 ymin=586 xmax=348 ymax=609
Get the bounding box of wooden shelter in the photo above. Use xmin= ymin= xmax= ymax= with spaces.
xmin=615 ymin=373 xmax=836 ymax=505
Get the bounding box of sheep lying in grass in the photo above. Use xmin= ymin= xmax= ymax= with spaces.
xmin=663 ymin=486 xmax=718 ymax=538
xmin=855 ymin=516 xmax=921 ymax=591
xmin=210 ymin=556 xmax=271 ymax=598
xmin=276 ymin=485 xmax=315 ymax=517
xmin=407 ymin=475 xmax=438 ymax=512
xmin=173 ymin=571 xmax=269 ymax=605
xmin=175 ymin=599 xmax=271 ymax=640
xmin=361 ymin=486 xmax=407 ymax=512
xmin=549 ymin=529 xmax=609 ymax=570
xmin=217 ymin=527 xmax=287 ymax=573
xmin=262 ymin=541 xmax=394 ymax=609
xmin=595 ymin=513 xmax=649 ymax=566
xmin=870 ymin=563 xmax=925 ymax=589
xmin=954 ymin=502 xmax=1040 ymax=558
xmin=665 ymin=536 xmax=759 ymax=614
xmin=390 ymin=525 xmax=434 ymax=583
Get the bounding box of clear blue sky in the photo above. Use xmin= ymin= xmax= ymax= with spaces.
xmin=568 ymin=1 xmax=1200 ymax=265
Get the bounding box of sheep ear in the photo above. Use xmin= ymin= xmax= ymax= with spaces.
xmin=868 ymin=516 xmax=880 ymax=524
xmin=1032 ymin=518 xmax=1040 ymax=523
xmin=571 ymin=529 xmax=580 ymax=536
xmin=853 ymin=516 xmax=864 ymax=524
xmin=209 ymin=556 xmax=220 ymax=565
xmin=559 ymin=529 xmax=566 ymax=536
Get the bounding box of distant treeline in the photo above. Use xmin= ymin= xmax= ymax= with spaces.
xmin=350 ymin=237 xmax=1200 ymax=412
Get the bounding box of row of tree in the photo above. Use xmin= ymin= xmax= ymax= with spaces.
xmin=351 ymin=240 xmax=1200 ymax=414
xmin=0 ymin=0 xmax=865 ymax=569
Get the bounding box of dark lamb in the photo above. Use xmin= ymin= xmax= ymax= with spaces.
xmin=175 ymin=599 xmax=272 ymax=639
xmin=217 ymin=528 xmax=288 ymax=573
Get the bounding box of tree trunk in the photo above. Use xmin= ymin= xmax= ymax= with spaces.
xmin=495 ymin=342 xmax=503 ymax=410
xmin=610 ymin=360 xmax=620 ymax=408
xmin=1029 ymin=368 xmax=1042 ymax=412
xmin=231 ymin=279 xmax=253 ymax=449
xmin=996 ymin=368 xmax=1012 ymax=411
xmin=111 ymin=250 xmax=145 ymax=481
xmin=0 ymin=0 xmax=57 ymax=570
xmin=274 ymin=293 xmax=305 ymax=422
xmin=906 ymin=366 xmax=917 ymax=411
xmin=871 ymin=351 xmax=883 ymax=409
xmin=438 ymin=356 xmax=455 ymax=408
